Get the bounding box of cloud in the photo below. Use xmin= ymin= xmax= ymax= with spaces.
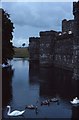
xmin=2 ymin=2 xmax=74 ymax=46
xmin=13 ymin=36 xmax=29 ymax=47
xmin=2 ymin=2 xmax=73 ymax=29
xmin=1 ymin=0 xmax=74 ymax=2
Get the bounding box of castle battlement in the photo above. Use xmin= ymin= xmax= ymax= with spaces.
xmin=29 ymin=1 xmax=79 ymax=79
xmin=40 ymin=30 xmax=57 ymax=36
xmin=56 ymin=31 xmax=73 ymax=40
xmin=73 ymin=1 xmax=79 ymax=16
xmin=29 ymin=37 xmax=40 ymax=42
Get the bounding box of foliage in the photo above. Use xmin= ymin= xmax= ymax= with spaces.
xmin=22 ymin=43 xmax=26 ymax=47
xmin=2 ymin=8 xmax=14 ymax=64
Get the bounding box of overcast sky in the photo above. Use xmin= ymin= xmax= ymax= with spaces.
xmin=1 ymin=2 xmax=74 ymax=47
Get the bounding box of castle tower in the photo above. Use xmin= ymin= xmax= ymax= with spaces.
xmin=73 ymin=1 xmax=79 ymax=36
xmin=29 ymin=37 xmax=40 ymax=61
xmin=73 ymin=1 xmax=79 ymax=80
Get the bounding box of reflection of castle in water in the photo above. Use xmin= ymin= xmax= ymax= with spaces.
xmin=2 ymin=66 xmax=14 ymax=108
xmin=72 ymin=106 xmax=79 ymax=119
xmin=29 ymin=62 xmax=79 ymax=100
xmin=29 ymin=62 xmax=79 ymax=119
xmin=39 ymin=67 xmax=79 ymax=100
xmin=29 ymin=61 xmax=40 ymax=85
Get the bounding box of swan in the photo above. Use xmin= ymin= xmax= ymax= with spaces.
xmin=70 ymin=97 xmax=79 ymax=104
xmin=7 ymin=106 xmax=25 ymax=116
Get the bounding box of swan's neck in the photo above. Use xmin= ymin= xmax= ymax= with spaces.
xmin=8 ymin=107 xmax=11 ymax=115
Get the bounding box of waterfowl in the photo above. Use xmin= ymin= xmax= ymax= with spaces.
xmin=25 ymin=105 xmax=37 ymax=110
xmin=70 ymin=97 xmax=79 ymax=104
xmin=50 ymin=98 xmax=59 ymax=102
xmin=7 ymin=105 xmax=25 ymax=116
xmin=41 ymin=100 xmax=50 ymax=106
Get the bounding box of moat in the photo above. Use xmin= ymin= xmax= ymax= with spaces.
xmin=2 ymin=58 xmax=79 ymax=119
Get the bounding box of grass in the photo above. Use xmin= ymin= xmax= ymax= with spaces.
xmin=13 ymin=47 xmax=29 ymax=58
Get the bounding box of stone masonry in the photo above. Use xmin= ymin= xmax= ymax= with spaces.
xmin=29 ymin=37 xmax=40 ymax=61
xmin=29 ymin=1 xmax=79 ymax=79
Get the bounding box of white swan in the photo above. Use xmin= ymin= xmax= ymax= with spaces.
xmin=70 ymin=97 xmax=79 ymax=104
xmin=7 ymin=106 xmax=25 ymax=116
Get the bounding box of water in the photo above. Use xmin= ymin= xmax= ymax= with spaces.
xmin=2 ymin=58 xmax=79 ymax=119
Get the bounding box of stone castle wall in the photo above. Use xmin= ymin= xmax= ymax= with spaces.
xmin=54 ymin=33 xmax=74 ymax=69
xmin=29 ymin=1 xmax=79 ymax=79
xmin=39 ymin=30 xmax=57 ymax=67
xmin=39 ymin=30 xmax=74 ymax=69
xmin=62 ymin=19 xmax=74 ymax=33
xmin=29 ymin=37 xmax=40 ymax=61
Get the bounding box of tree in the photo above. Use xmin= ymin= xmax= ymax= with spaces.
xmin=22 ymin=43 xmax=26 ymax=47
xmin=2 ymin=9 xmax=14 ymax=64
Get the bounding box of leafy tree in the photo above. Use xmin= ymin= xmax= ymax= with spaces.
xmin=2 ymin=8 xmax=14 ymax=64
xmin=22 ymin=43 xmax=26 ymax=47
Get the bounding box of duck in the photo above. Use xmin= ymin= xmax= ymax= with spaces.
xmin=41 ymin=100 xmax=50 ymax=106
xmin=49 ymin=98 xmax=59 ymax=102
xmin=7 ymin=105 xmax=25 ymax=116
xmin=25 ymin=104 xmax=38 ymax=110
xmin=70 ymin=97 xmax=79 ymax=104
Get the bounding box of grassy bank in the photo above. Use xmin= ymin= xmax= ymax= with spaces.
xmin=13 ymin=47 xmax=29 ymax=58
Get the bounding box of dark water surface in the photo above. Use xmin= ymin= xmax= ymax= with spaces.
xmin=2 ymin=58 xmax=79 ymax=119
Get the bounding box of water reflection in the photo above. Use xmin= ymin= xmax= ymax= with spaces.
xmin=29 ymin=63 xmax=79 ymax=119
xmin=72 ymin=106 xmax=79 ymax=119
xmin=2 ymin=65 xmax=14 ymax=119
xmin=29 ymin=63 xmax=72 ymax=118
xmin=2 ymin=59 xmax=79 ymax=119
xmin=29 ymin=61 xmax=40 ymax=85
xmin=2 ymin=65 xmax=14 ymax=108
xmin=39 ymin=66 xmax=79 ymax=100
